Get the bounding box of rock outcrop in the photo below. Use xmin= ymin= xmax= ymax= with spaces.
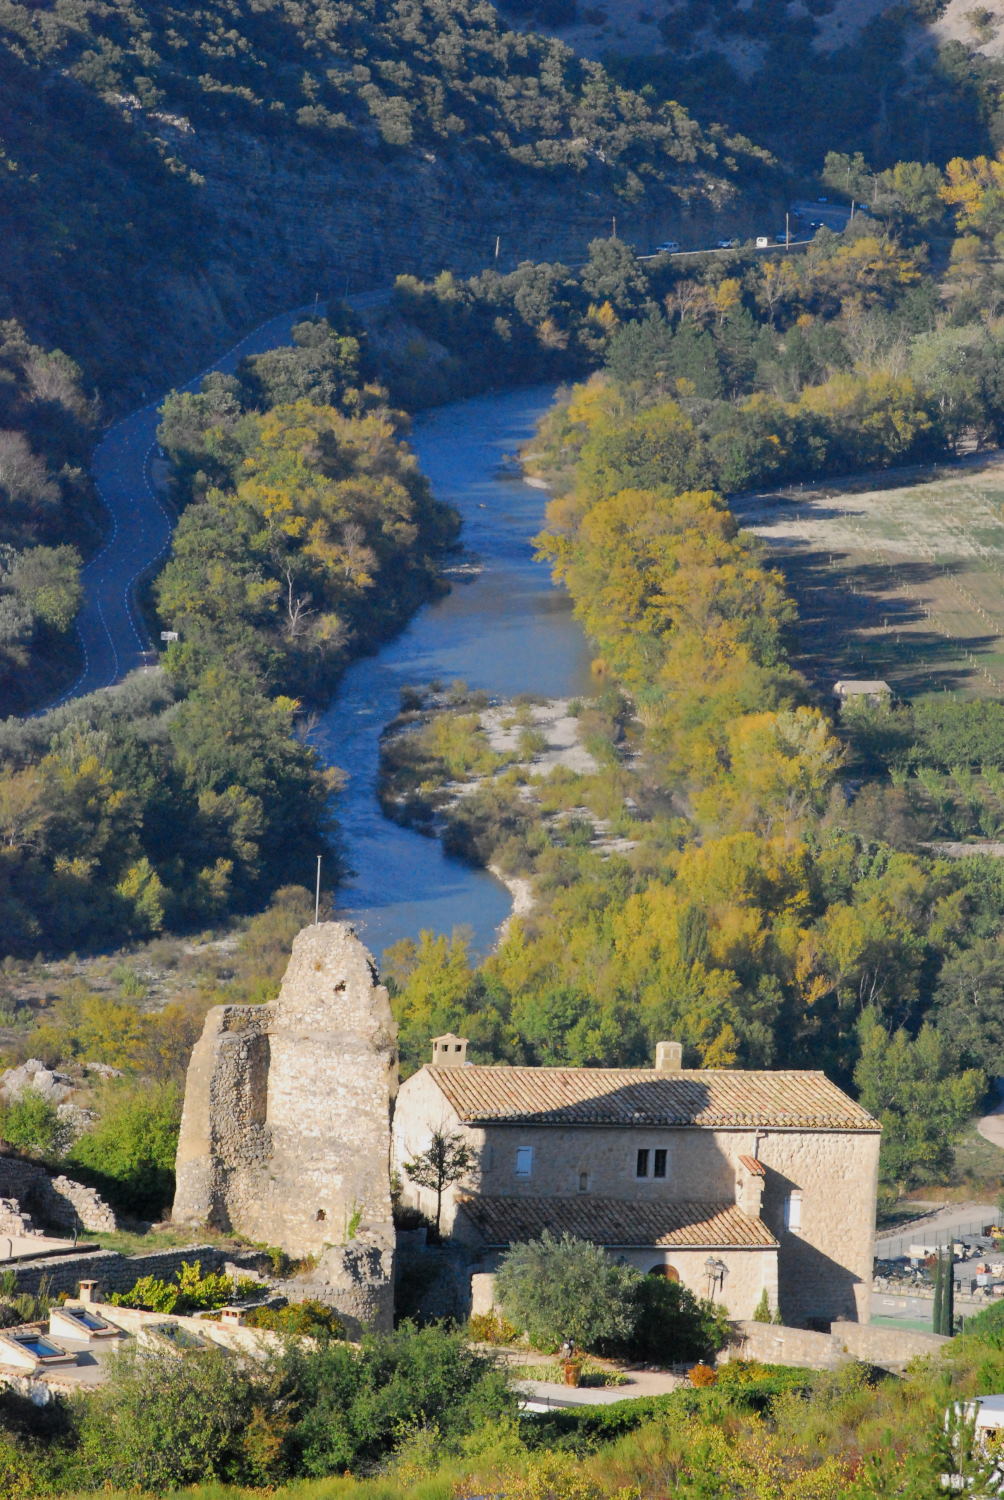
xmin=172 ymin=922 xmax=398 ymax=1329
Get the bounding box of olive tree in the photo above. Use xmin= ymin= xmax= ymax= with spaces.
xmin=494 ymin=1231 xmax=640 ymax=1351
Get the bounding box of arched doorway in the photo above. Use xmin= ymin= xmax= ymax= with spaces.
xmin=648 ymin=1263 xmax=680 ymax=1281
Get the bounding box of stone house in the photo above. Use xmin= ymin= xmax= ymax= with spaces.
xmin=833 ymin=679 xmax=892 ymax=708
xmin=393 ymin=1037 xmax=881 ymax=1328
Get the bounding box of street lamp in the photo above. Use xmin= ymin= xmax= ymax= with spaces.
xmin=704 ymin=1256 xmax=728 ymax=1298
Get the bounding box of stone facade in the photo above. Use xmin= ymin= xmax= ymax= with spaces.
xmin=394 ymin=1044 xmax=880 ymax=1329
xmin=173 ymin=922 xmax=398 ymax=1330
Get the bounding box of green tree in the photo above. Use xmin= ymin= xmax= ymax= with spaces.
xmin=69 ymin=1080 xmax=182 ymax=1217
xmin=495 ymin=1231 xmax=641 ymax=1351
xmin=0 ymin=1092 xmax=64 ymax=1156
xmin=403 ymin=1128 xmax=475 ymax=1238
xmin=934 ymin=938 xmax=1004 ymax=1073
xmin=854 ymin=1010 xmax=985 ymax=1186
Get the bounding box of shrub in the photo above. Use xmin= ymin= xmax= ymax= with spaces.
xmin=470 ymin=1310 xmax=521 ymax=1345
xmin=278 ymin=1322 xmax=516 ymax=1474
xmin=63 ymin=1345 xmax=279 ymax=1491
xmin=689 ymin=1362 xmax=717 ymax=1387
xmin=495 ymin=1232 xmax=640 ymax=1352
xmin=110 ymin=1260 xmax=260 ymax=1314
xmin=601 ymin=1274 xmax=730 ymax=1364
xmin=0 ymin=1092 xmax=65 ymax=1156
xmin=244 ymin=1300 xmax=343 ymax=1338
xmin=68 ymin=1080 xmax=182 ymax=1217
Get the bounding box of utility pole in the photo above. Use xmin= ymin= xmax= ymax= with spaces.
xmin=315 ymin=854 xmax=322 ymax=925
xmin=785 ymin=211 xmax=790 ymax=248
xmin=494 ymin=234 xmax=500 ymax=264
xmin=611 ymin=214 xmax=617 ymax=239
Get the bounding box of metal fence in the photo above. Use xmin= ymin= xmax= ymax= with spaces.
xmin=876 ymin=1216 xmax=994 ymax=1261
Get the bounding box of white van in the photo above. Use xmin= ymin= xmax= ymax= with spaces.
xmin=755 ymin=236 xmax=769 ymax=248
xmin=655 ymin=240 xmax=681 ymax=253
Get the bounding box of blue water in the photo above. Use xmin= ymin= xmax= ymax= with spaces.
xmin=319 ymin=385 xmax=594 ymax=961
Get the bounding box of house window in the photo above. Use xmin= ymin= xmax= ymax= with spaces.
xmin=636 ymin=1148 xmax=650 ymax=1178
xmin=653 ymin=1149 xmax=667 ymax=1179
xmin=784 ymin=1190 xmax=802 ymax=1233
xmin=578 ymin=1171 xmax=589 ymax=1193
xmin=515 ymin=1146 xmax=534 ymax=1178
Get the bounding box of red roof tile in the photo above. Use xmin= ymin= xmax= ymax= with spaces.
xmin=427 ymin=1066 xmax=878 ymax=1131
xmin=456 ymin=1195 xmax=778 ymax=1249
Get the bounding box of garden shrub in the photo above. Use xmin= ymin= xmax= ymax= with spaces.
xmin=469 ymin=1309 xmax=521 ymax=1345
xmin=243 ymin=1300 xmax=343 ymax=1338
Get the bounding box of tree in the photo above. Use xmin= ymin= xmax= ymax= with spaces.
xmin=69 ymin=1081 xmax=182 ymax=1217
xmin=494 ymin=1231 xmax=640 ymax=1351
xmin=932 ymin=1247 xmax=955 ymax=1336
xmin=402 ymin=1128 xmax=474 ymax=1238
xmin=934 ymin=938 xmax=1004 ymax=1073
xmin=854 ymin=1011 xmax=985 ymax=1187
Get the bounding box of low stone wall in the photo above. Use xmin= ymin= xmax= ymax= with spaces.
xmin=725 ymin=1318 xmax=950 ymax=1374
xmin=2 ymin=1244 xmax=265 ymax=1298
xmin=832 ymin=1319 xmax=949 ymax=1370
xmin=725 ymin=1321 xmax=841 ymax=1371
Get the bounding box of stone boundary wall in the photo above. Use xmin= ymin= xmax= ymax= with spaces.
xmin=0 ymin=1157 xmax=117 ymax=1233
xmin=1 ymin=1244 xmax=266 ymax=1298
xmin=725 ymin=1318 xmax=950 ymax=1373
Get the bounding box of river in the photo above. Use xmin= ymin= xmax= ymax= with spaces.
xmin=319 ymin=384 xmax=594 ymax=961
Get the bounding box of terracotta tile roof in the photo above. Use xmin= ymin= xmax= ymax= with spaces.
xmin=738 ymin=1155 xmax=766 ymax=1176
xmin=427 ymin=1066 xmax=878 ymax=1131
xmin=456 ymin=1195 xmax=779 ymax=1249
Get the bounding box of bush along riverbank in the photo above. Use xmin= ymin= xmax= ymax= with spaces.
xmin=0 ymin=316 xmax=459 ymax=959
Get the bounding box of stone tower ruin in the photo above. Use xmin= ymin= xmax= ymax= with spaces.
xmin=172 ymin=922 xmax=398 ymax=1327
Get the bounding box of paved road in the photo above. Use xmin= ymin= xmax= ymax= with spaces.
xmin=978 ymin=1078 xmax=1004 ymax=1150
xmin=791 ymin=199 xmax=854 ymax=232
xmin=48 ymin=291 xmax=389 ymax=709
xmin=875 ymin=1204 xmax=998 ymax=1260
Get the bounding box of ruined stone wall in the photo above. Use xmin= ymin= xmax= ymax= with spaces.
xmin=173 ymin=923 xmax=398 ymax=1330
xmin=0 ymin=1156 xmax=118 ymax=1234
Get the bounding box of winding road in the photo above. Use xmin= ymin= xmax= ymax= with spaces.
xmin=51 ymin=291 xmax=388 ymax=708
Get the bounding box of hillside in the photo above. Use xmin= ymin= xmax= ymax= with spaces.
xmin=498 ymin=0 xmax=997 ymax=169
xmin=0 ymin=0 xmax=774 ymax=405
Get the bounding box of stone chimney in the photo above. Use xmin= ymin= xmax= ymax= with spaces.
xmin=655 ymin=1041 xmax=683 ymax=1071
xmin=431 ymin=1034 xmax=468 ymax=1067
xmin=735 ymin=1155 xmax=766 ymax=1218
xmin=78 ymin=1280 xmax=98 ymax=1306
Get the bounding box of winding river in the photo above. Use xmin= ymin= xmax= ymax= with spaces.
xmin=320 ymin=384 xmax=594 ymax=960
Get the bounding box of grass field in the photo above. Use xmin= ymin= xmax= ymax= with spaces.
xmin=734 ymin=455 xmax=1004 ymax=698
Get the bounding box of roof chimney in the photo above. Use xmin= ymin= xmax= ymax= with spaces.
xmin=431 ymin=1034 xmax=468 ymax=1067
xmin=655 ymin=1041 xmax=683 ymax=1072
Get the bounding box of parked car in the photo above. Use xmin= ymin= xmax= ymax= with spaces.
xmin=775 ymin=231 xmax=789 ymax=242
xmin=655 ymin=240 xmax=681 ymax=253
xmin=716 ymin=237 xmax=739 ymax=249
xmin=755 ymin=235 xmax=769 ymax=247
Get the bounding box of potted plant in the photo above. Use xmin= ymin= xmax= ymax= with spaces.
xmin=563 ymin=1357 xmax=582 ymax=1387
